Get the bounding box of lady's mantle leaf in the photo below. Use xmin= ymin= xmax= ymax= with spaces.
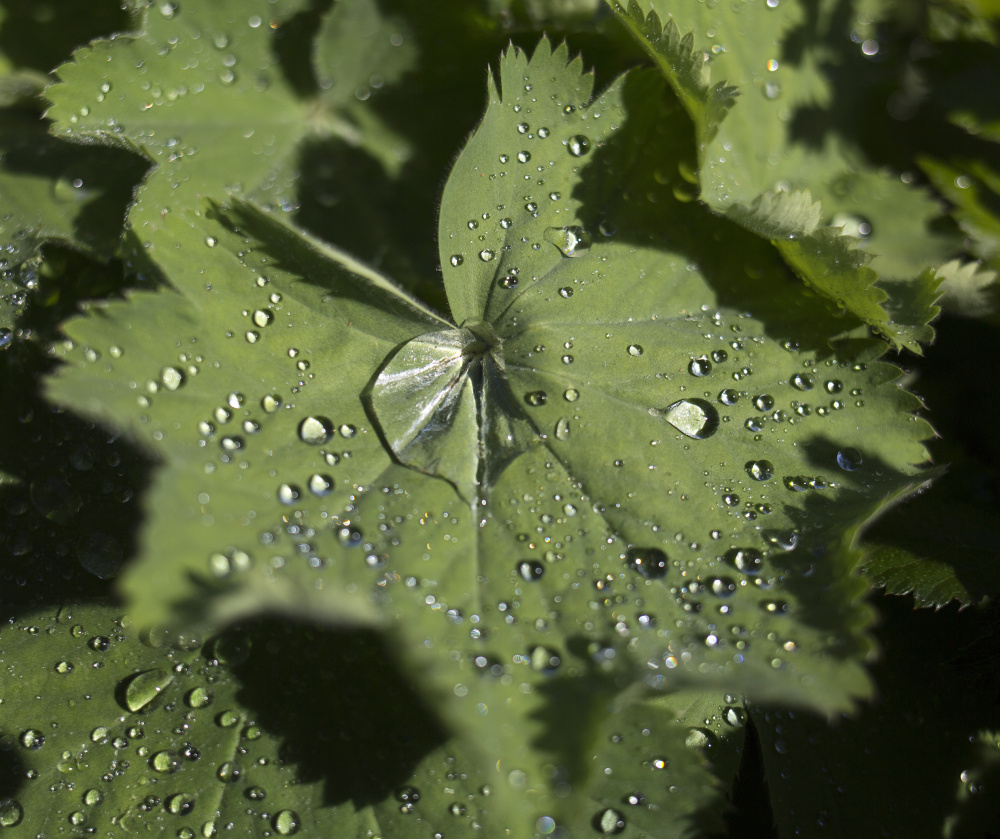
xmin=608 ymin=0 xmax=952 ymax=352
xmin=0 ymin=602 xmax=529 ymax=838
xmin=50 ymin=38 xmax=935 ymax=745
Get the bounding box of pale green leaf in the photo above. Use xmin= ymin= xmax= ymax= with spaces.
xmin=44 ymin=0 xmax=315 ymax=233
xmin=608 ymin=0 xmax=955 ymax=351
xmin=607 ymin=0 xmax=738 ymax=149
xmin=0 ymin=601 xmax=525 ymax=837
xmin=934 ymin=258 xmax=1000 ymax=319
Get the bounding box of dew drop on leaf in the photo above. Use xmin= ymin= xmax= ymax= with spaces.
xmin=836 ymin=448 xmax=863 ymax=471
xmin=524 ymin=391 xmax=547 ymax=407
xmin=543 ymin=226 xmax=590 ymax=258
xmin=298 ymin=416 xmax=333 ymax=445
xmin=567 ymin=135 xmax=590 ymax=156
xmin=659 ymin=399 xmax=719 ymax=440
xmin=160 ymin=366 xmax=185 ymax=391
xmin=753 ymin=394 xmax=775 ymax=411
xmin=277 ymin=484 xmax=301 ymax=505
xmin=725 ymin=548 xmax=764 ymax=575
xmin=517 ymin=560 xmax=545 ymax=581
xmin=746 ymin=460 xmax=774 ymax=481
xmin=166 ymin=793 xmax=196 ymax=816
xmin=563 ymin=388 xmax=579 ymax=402
xmin=688 ymin=356 xmax=712 ymax=377
xmin=628 ymin=344 xmax=643 ymax=357
xmin=791 ymin=373 xmax=813 ymax=391
xmin=19 ymin=729 xmax=44 ymax=750
xmin=594 ymin=808 xmax=626 ymax=834
xmin=122 ymin=669 xmax=174 ymax=712
xmin=273 ymin=809 xmax=301 ymax=835
xmin=450 ymin=255 xmax=464 ymax=267
xmin=252 ymin=309 xmax=273 ymax=328
xmin=308 ymin=473 xmax=333 ymax=496
xmin=719 ymin=388 xmax=739 ymax=405
xmin=0 ymin=800 xmax=23 ymax=827
xmin=626 ymin=547 xmax=669 ymax=579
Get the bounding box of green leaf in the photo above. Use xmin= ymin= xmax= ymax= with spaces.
xmin=608 ymin=0 xmax=954 ymax=352
xmin=0 ymin=601 xmax=531 ymax=837
xmin=919 ymin=156 xmax=1000 ymax=267
xmin=753 ymin=596 xmax=1000 ymax=838
xmin=607 ymin=0 xmax=738 ymax=150
xmin=933 ymin=259 xmax=1000 ymax=319
xmin=43 ymin=0 xmax=318 ymax=234
xmin=51 ymin=42 xmax=936 ymax=724
xmin=944 ymin=731 xmax=1000 ymax=839
xmin=0 ymin=109 xmax=145 ymax=332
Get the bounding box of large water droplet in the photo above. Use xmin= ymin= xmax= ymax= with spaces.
xmin=567 ymin=135 xmax=590 ymax=156
xmin=593 ymin=808 xmax=626 ymax=835
xmin=0 ymin=799 xmax=24 ymax=827
xmin=543 ymin=226 xmax=591 ymax=258
xmin=273 ymin=809 xmax=301 ymax=835
xmin=298 ymin=416 xmax=333 ymax=445
xmin=160 ymin=367 xmax=186 ymax=391
xmin=19 ymin=729 xmax=44 ymax=750
xmin=122 ymin=669 xmax=174 ymax=712
xmin=746 ymin=460 xmax=774 ymax=481
xmin=659 ymin=399 xmax=719 ymax=439
xmin=626 ymin=547 xmax=668 ymax=579
xmin=688 ymin=356 xmax=712 ymax=377
xmin=836 ymin=447 xmax=863 ymax=471
xmin=725 ymin=547 xmax=763 ymax=575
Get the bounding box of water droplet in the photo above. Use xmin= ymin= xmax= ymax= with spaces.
xmin=152 ymin=750 xmax=182 ymax=773
xmin=252 ymin=309 xmax=273 ymax=328
xmin=710 ymin=576 xmax=737 ymax=597
xmin=185 ymin=687 xmax=213 ymax=708
xmin=499 ymin=275 xmax=518 ymax=289
xmin=529 ymin=646 xmax=561 ymax=672
xmin=517 ymin=560 xmax=545 ymax=581
xmin=559 ymin=287 xmax=573 ymax=298
xmin=659 ymin=399 xmax=719 ymax=440
xmin=836 ymin=448 xmax=863 ymax=471
xmin=122 ymin=669 xmax=174 ymax=712
xmin=450 ymin=255 xmax=464 ymax=267
xmin=0 ymin=800 xmax=23 ymax=827
xmin=753 ymin=394 xmax=774 ymax=411
xmin=166 ymin=793 xmax=196 ymax=815
xmin=205 ymin=236 xmax=217 ymax=248
xmin=791 ymin=373 xmax=813 ymax=391
xmin=277 ymin=484 xmax=301 ymax=505
xmin=55 ymin=660 xmax=74 ymax=674
xmin=273 ymin=810 xmax=301 ymax=835
xmin=746 ymin=460 xmax=774 ymax=481
xmin=628 ymin=344 xmax=643 ymax=357
xmin=517 ymin=151 xmax=531 ymax=163
xmin=712 ymin=349 xmax=728 ymax=363
xmin=449 ymin=802 xmax=467 ymax=816
xmin=83 ymin=789 xmax=103 ymax=806
xmin=308 ymin=473 xmax=333 ymax=496
xmin=298 ymin=416 xmax=333 ymax=445
xmin=517 ymin=122 xmax=529 ymax=134
xmin=396 ymin=787 xmax=420 ymax=803
xmin=626 ymin=547 xmax=668 ymax=579
xmin=544 ymin=226 xmax=591 ymax=258
xmin=89 ymin=636 xmax=111 ymax=651
xmin=524 ymin=391 xmax=547 ymax=407
xmin=594 ymin=808 xmax=626 ymax=835
xmin=563 ymin=388 xmax=579 ymax=402
xmin=227 ymin=392 xmax=244 ymax=409
xmin=567 ymin=135 xmax=590 ymax=156
xmin=479 ymin=249 xmax=495 ymax=262
xmin=688 ymin=356 xmax=712 ymax=377
xmin=216 ymin=762 xmax=241 ymax=783
xmin=725 ymin=548 xmax=763 ymax=574
xmin=215 ymin=710 xmax=240 ymax=728
xmin=719 ymin=388 xmax=739 ymax=405
xmin=554 ymin=418 xmax=571 ymax=441
xmin=161 ymin=367 xmax=186 ymax=391
xmin=19 ymin=729 xmax=44 ymax=750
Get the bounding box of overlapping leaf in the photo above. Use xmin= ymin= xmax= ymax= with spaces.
xmin=607 ymin=0 xmax=956 ymax=351
xmin=51 ymin=40 xmax=934 ymax=736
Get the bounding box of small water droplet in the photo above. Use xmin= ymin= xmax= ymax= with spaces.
xmin=836 ymin=448 xmax=863 ymax=471
xmin=151 ymin=750 xmax=182 ymax=773
xmin=0 ymin=799 xmax=24 ymax=827
xmin=122 ymin=669 xmax=174 ymax=712
xmin=19 ymin=729 xmax=44 ymax=750
xmin=277 ymin=484 xmax=301 ymax=505
xmin=524 ymin=391 xmax=547 ymax=407
xmin=252 ymin=309 xmax=273 ymax=328
xmin=161 ymin=367 xmax=186 ymax=391
xmin=185 ymin=687 xmax=213 ymax=709
xmin=517 ymin=560 xmax=545 ymax=581
xmin=166 ymin=793 xmax=196 ymax=816
xmin=559 ymin=286 xmax=573 ymax=298
xmin=753 ymin=394 xmax=774 ymax=411
xmin=659 ymin=399 xmax=719 ymax=440
xmin=479 ymin=249 xmax=495 ymax=262
xmin=746 ymin=460 xmax=774 ymax=481
xmin=567 ymin=135 xmax=590 ymax=156
xmin=688 ymin=356 xmax=712 ymax=377
xmin=517 ymin=151 xmax=531 ymax=163
xmin=725 ymin=548 xmax=763 ymax=574
xmin=719 ymin=388 xmax=739 ymax=405
xmin=272 ymin=809 xmax=301 ymax=835
xmin=563 ymin=388 xmax=579 ymax=402
xmin=594 ymin=808 xmax=626 ymax=835
xmin=544 ymin=226 xmax=591 ymax=258
xmin=628 ymin=344 xmax=643 ymax=357
xmin=499 ymin=275 xmax=518 ymax=289
xmin=339 ymin=424 xmax=357 ymax=438
xmin=261 ymin=394 xmax=282 ymax=413
xmin=298 ymin=416 xmax=333 ymax=445
xmin=308 ymin=474 xmax=333 ymax=496
xmin=626 ymin=547 xmax=668 ymax=579
xmin=791 ymin=373 xmax=813 ymax=391
xmin=450 ymin=255 xmax=464 ymax=267
xmin=554 ymin=418 xmax=571 ymax=441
